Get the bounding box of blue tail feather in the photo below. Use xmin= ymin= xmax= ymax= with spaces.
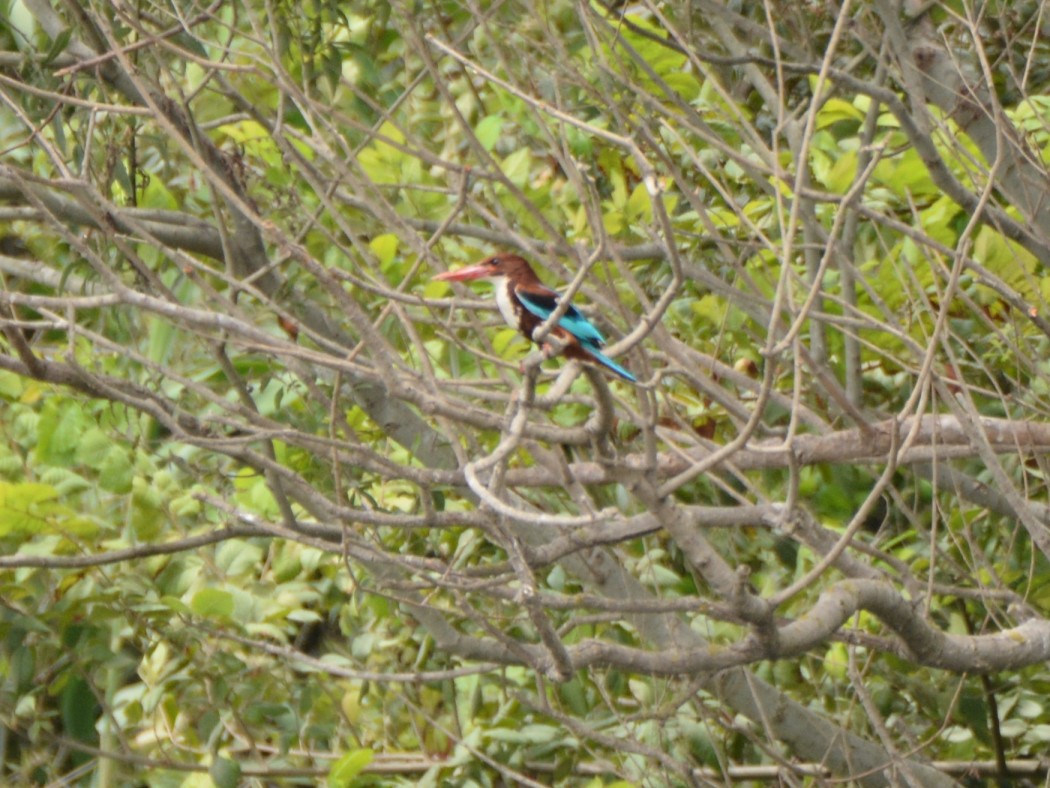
xmin=583 ymin=345 xmax=637 ymax=382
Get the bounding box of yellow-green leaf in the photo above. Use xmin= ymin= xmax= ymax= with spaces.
xmin=823 ymin=149 xmax=858 ymax=194
xmin=369 ymin=234 xmax=399 ymax=267
xmin=817 ymin=97 xmax=865 ymax=128
xmin=191 ymin=588 xmax=234 ymax=619
xmin=328 ymin=748 xmax=374 ymax=787
xmin=99 ymin=446 xmax=134 ymax=494
xmin=475 ymin=114 xmax=503 ymax=151
xmin=501 ymin=148 xmax=531 ymax=188
xmin=627 ymin=182 xmax=652 ymax=223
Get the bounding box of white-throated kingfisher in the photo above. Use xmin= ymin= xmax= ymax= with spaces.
xmin=434 ymin=254 xmax=637 ymax=382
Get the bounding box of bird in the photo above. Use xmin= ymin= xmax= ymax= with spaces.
xmin=433 ymin=253 xmax=637 ymax=382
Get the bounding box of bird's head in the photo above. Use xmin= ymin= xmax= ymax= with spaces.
xmin=432 ymin=254 xmax=536 ymax=283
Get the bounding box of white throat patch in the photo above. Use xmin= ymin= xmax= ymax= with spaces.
xmin=492 ymin=276 xmax=518 ymax=329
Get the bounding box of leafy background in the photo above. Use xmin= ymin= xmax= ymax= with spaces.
xmin=2 ymin=0 xmax=1050 ymax=785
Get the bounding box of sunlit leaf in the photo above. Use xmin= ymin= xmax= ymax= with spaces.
xmin=327 ymin=748 xmax=374 ymax=787
xmin=191 ymin=588 xmax=235 ymax=619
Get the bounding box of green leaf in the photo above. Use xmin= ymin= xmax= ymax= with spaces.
xmin=59 ymin=676 xmax=99 ymax=746
xmin=3 ymin=0 xmax=36 ymax=44
xmin=369 ymin=233 xmax=399 ymax=267
xmin=147 ymin=315 xmax=178 ymax=365
xmin=210 ymin=757 xmax=242 ymax=788
xmin=475 ymin=114 xmax=503 ymax=151
xmin=822 ymin=149 xmax=857 ymax=194
xmin=215 ymin=539 xmax=264 ymax=577
xmin=217 ymin=120 xmax=281 ymax=166
xmin=500 ymin=148 xmax=531 ymax=188
xmin=169 ymin=491 xmax=203 ymax=518
xmin=140 ymin=178 xmax=178 ymax=210
xmin=357 ymin=122 xmax=407 ymax=184
xmin=0 ymin=482 xmax=59 ymax=538
xmin=73 ymin=428 xmax=112 ymax=466
xmin=132 ymin=475 xmax=165 ymax=510
xmin=43 ymin=27 xmax=72 ymax=66
xmin=273 ymin=550 xmax=302 ymax=582
xmin=0 ymin=480 xmax=59 ymax=507
xmin=99 ymin=446 xmax=134 ymax=494
xmin=0 ymin=370 xmax=23 ymax=399
xmin=36 ymin=400 xmax=86 ymax=464
xmin=824 ymin=641 xmax=848 ymax=680
xmin=627 ymin=182 xmax=652 ymax=223
xmin=1017 ymin=698 xmax=1043 ymax=719
xmin=328 ymin=748 xmax=374 ymax=787
xmin=234 ymin=469 xmax=280 ymax=517
xmin=492 ymin=327 xmax=526 ymax=356
xmin=628 ymin=678 xmax=651 ymax=704
xmin=816 ymin=97 xmax=865 ymax=128
xmin=1027 ymin=724 xmax=1050 ymax=743
xmin=191 ymin=588 xmax=235 ymax=619
xmin=161 ymin=595 xmax=192 ymax=614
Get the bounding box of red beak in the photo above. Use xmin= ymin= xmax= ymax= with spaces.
xmin=432 ymin=263 xmax=493 ymax=282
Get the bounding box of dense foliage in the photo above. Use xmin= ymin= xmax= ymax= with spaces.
xmin=3 ymin=0 xmax=1050 ymax=785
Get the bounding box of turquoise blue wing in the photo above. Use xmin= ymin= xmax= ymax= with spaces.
xmin=516 ymin=289 xmax=607 ymax=346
